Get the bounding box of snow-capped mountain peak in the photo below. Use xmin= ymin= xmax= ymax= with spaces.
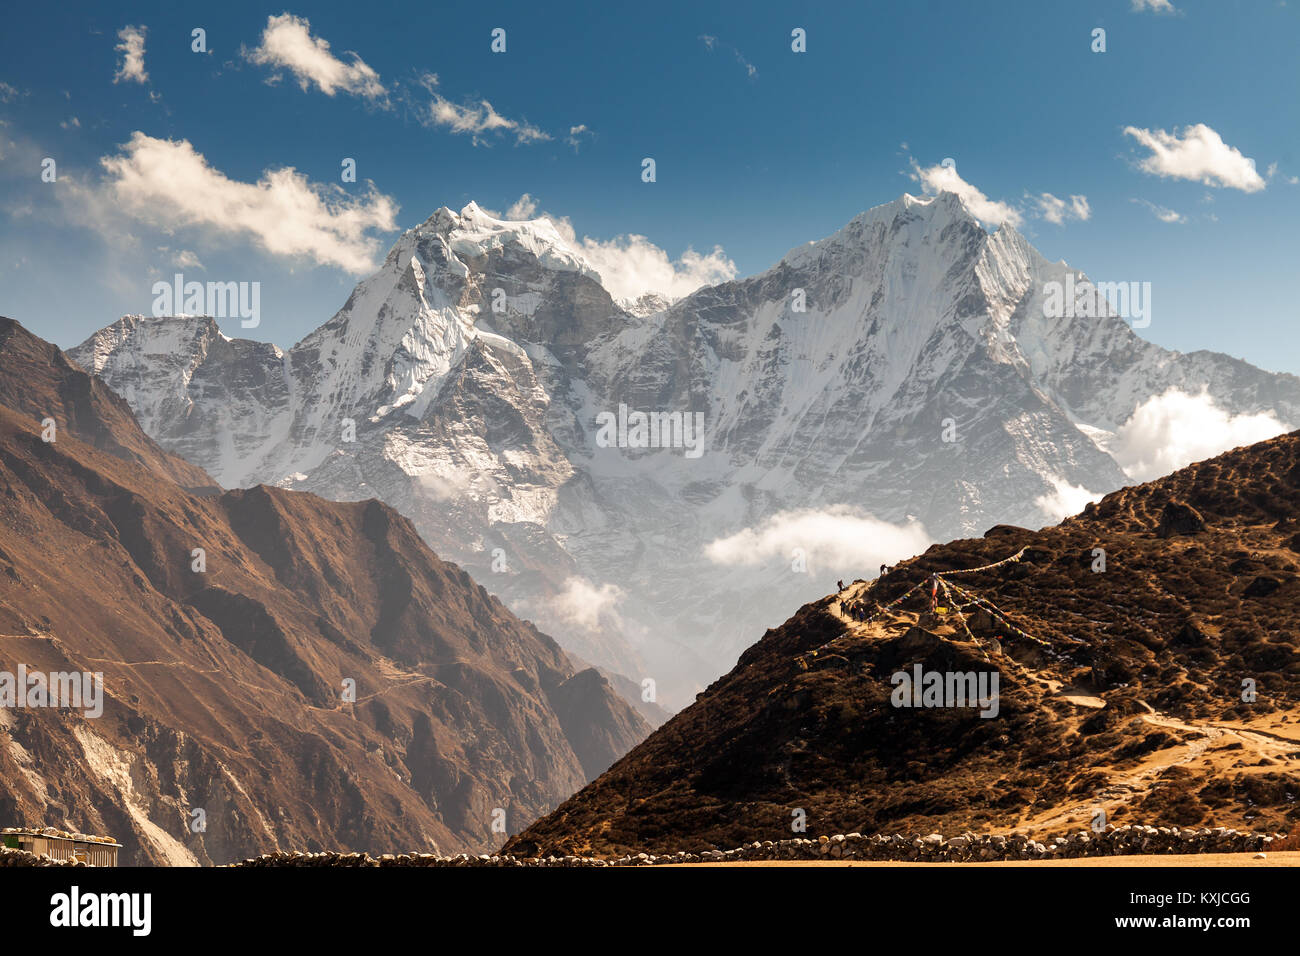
xmin=386 ymin=200 xmax=601 ymax=286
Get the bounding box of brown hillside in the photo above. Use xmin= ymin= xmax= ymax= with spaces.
xmin=505 ymin=432 xmax=1300 ymax=857
xmin=0 ymin=317 xmax=648 ymax=864
xmin=0 ymin=317 xmax=215 ymax=492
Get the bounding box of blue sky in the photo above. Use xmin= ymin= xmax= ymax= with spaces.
xmin=1 ymin=0 xmax=1297 ymax=373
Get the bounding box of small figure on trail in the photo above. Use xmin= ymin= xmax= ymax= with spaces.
xmin=879 ymin=563 xmax=888 ymax=576
xmin=837 ymin=579 xmax=845 ymax=593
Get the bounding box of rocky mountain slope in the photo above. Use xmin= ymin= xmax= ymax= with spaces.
xmin=71 ymin=193 xmax=1300 ymax=704
xmin=504 ymin=430 xmax=1300 ymax=857
xmin=0 ymin=317 xmax=648 ymax=865
xmin=0 ymin=319 xmax=217 ymax=494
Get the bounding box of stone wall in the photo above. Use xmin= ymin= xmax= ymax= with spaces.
xmin=0 ymin=847 xmax=85 ymax=867
xmin=229 ymin=825 xmax=1281 ymax=866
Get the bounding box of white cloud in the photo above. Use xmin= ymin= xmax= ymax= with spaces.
xmin=1035 ymin=192 xmax=1091 ymax=225
xmin=573 ymin=233 xmax=736 ymax=304
xmin=909 ymin=159 xmax=1023 ymax=227
xmin=60 ymin=117 xmax=80 ymax=130
xmin=0 ymin=82 xmax=23 ymax=102
xmin=502 ymin=194 xmax=538 ymax=220
xmin=481 ymin=195 xmax=734 ymax=302
xmin=566 ymin=124 xmax=594 ymax=152
xmin=95 ymin=132 xmax=398 ymax=273
xmin=414 ymin=471 xmax=467 ymax=500
xmin=426 ymin=94 xmax=549 ymax=145
xmin=698 ymin=35 xmax=758 ymax=78
xmin=463 ymin=194 xmax=733 ymax=303
xmin=1035 ymin=476 xmax=1103 ymax=523
xmin=245 ymin=14 xmax=386 ymax=100
xmin=1129 ymin=197 xmax=1186 ymax=223
xmin=156 ymin=246 xmax=204 ymax=270
xmin=550 ymin=577 xmax=625 ymax=633
xmin=113 ymin=26 xmax=149 ymax=85
xmin=912 ymin=165 xmax=1087 ymax=229
xmin=705 ymin=506 xmax=932 ymax=574
xmin=1123 ymin=123 xmax=1265 ymax=192
xmin=1111 ymin=388 xmax=1290 ymax=482
xmin=1131 ymin=0 xmax=1178 ymax=12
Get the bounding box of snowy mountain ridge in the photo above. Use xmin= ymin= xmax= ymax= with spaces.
xmin=70 ymin=192 xmax=1300 ymax=704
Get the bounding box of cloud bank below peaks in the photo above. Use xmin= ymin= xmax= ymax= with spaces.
xmin=705 ymin=506 xmax=932 ymax=576
xmin=1110 ymin=388 xmax=1290 ymax=482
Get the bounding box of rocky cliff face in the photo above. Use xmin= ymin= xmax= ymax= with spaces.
xmin=0 ymin=317 xmax=648 ymax=865
xmin=71 ymin=193 xmax=1300 ymax=705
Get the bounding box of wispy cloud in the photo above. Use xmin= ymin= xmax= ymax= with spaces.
xmin=113 ymin=25 xmax=149 ymax=85
xmin=1129 ymin=197 xmax=1186 ymax=223
xmin=245 ymin=13 xmax=387 ymax=101
xmin=1131 ymin=0 xmax=1179 ymax=13
xmin=425 ymin=94 xmax=549 ymax=146
xmin=1123 ymin=123 xmax=1265 ymax=192
xmin=1263 ymin=162 xmax=1299 ymax=186
xmin=157 ymin=247 xmax=204 ymax=270
xmin=566 ymin=124 xmax=594 ymax=152
xmin=1033 ymin=192 xmax=1091 ymax=225
xmin=698 ymin=34 xmax=757 ymax=79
